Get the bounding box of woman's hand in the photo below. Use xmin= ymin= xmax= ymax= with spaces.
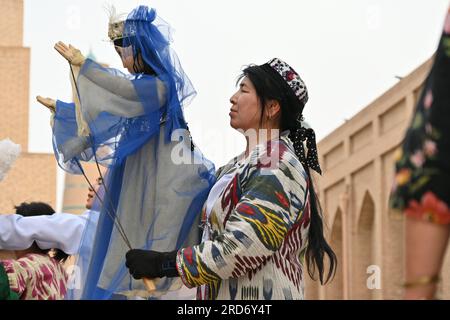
xmin=54 ymin=41 xmax=85 ymax=66
xmin=125 ymin=249 xmax=179 ymax=279
xmin=36 ymin=95 xmax=56 ymax=113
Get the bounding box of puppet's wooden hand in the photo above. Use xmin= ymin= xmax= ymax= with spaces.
xmin=54 ymin=41 xmax=86 ymax=66
xmin=36 ymin=95 xmax=56 ymax=113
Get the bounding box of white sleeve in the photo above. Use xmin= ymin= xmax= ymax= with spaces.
xmin=0 ymin=213 xmax=89 ymax=255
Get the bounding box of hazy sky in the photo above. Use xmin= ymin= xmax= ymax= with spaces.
xmin=25 ymin=0 xmax=449 ymax=170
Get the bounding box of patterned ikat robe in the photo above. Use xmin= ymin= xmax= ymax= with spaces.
xmin=2 ymin=253 xmax=68 ymax=300
xmin=176 ymin=134 xmax=312 ymax=300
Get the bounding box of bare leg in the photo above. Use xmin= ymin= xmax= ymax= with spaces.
xmin=404 ymin=216 xmax=450 ymax=299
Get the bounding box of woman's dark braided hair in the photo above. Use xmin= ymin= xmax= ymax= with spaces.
xmin=239 ymin=64 xmax=337 ymax=285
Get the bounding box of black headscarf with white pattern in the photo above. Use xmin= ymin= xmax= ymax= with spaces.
xmin=260 ymin=58 xmax=322 ymax=175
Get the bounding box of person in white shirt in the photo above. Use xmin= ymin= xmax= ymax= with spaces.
xmin=0 ymin=177 xmax=102 ymax=255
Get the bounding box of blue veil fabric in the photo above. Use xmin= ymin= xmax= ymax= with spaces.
xmin=52 ymin=6 xmax=197 ymax=171
xmin=52 ymin=6 xmax=215 ymax=299
xmin=51 ymin=100 xmax=87 ymax=174
xmin=123 ymin=6 xmax=197 ymax=142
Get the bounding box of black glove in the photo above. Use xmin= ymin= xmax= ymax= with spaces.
xmin=125 ymin=249 xmax=179 ymax=280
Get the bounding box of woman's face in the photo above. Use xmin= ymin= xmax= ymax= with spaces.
xmin=229 ymin=77 xmax=262 ymax=132
xmin=85 ymin=177 xmax=103 ymax=210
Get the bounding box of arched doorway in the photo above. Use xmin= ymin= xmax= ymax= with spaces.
xmin=352 ymin=191 xmax=375 ymax=299
xmin=326 ymin=208 xmax=343 ymax=299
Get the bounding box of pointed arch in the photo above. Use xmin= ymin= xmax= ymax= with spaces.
xmin=326 ymin=208 xmax=343 ymax=299
xmin=383 ymin=208 xmax=404 ymax=299
xmin=352 ymin=191 xmax=375 ymax=299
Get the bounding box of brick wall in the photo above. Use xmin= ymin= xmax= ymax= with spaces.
xmin=0 ymin=0 xmax=23 ymax=47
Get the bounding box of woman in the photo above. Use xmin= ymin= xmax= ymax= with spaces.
xmin=126 ymin=58 xmax=337 ymax=300
xmin=390 ymin=7 xmax=450 ymax=300
xmin=0 ymin=202 xmax=69 ymax=300
xmin=37 ymin=5 xmax=215 ymax=299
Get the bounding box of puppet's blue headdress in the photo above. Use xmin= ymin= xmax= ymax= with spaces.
xmin=120 ymin=6 xmax=196 ymax=137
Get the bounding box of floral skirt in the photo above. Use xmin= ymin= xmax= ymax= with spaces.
xmin=390 ymin=8 xmax=450 ymax=225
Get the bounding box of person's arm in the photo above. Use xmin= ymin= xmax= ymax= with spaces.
xmin=53 ymin=41 xmax=166 ymax=120
xmin=79 ymin=59 xmax=164 ymax=102
xmin=0 ymin=213 xmax=88 ymax=255
xmin=78 ymin=59 xmax=166 ymax=120
xmin=80 ymin=59 xmax=166 ymax=102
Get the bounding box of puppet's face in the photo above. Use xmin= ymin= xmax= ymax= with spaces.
xmin=114 ymin=44 xmax=146 ymax=74
xmin=114 ymin=45 xmax=138 ymax=73
xmin=113 ymin=37 xmax=144 ymax=73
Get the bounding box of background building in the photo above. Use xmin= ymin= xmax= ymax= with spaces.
xmin=0 ymin=0 xmax=57 ymax=258
xmin=0 ymin=0 xmax=102 ymax=260
xmin=305 ymin=55 xmax=450 ymax=300
xmin=0 ymin=0 xmax=57 ymax=213
xmin=0 ymin=1 xmax=106 ymax=264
